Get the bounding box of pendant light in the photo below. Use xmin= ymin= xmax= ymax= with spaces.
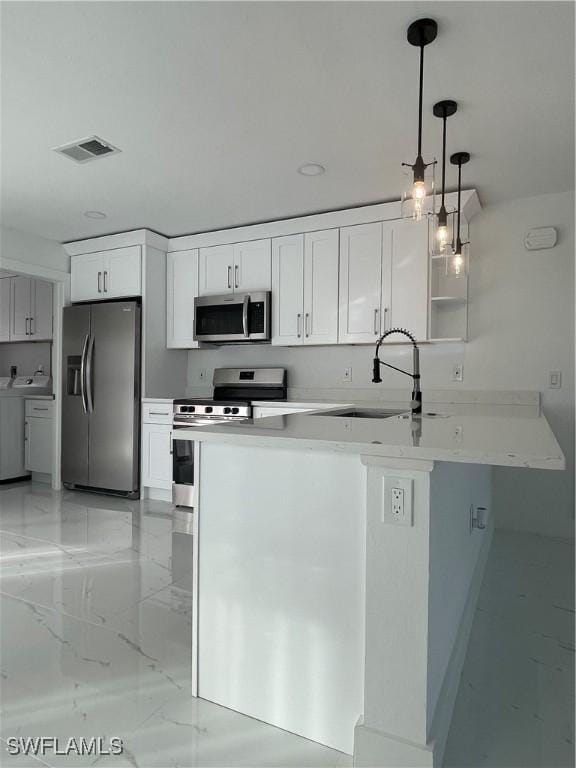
xmin=449 ymin=151 xmax=470 ymax=277
xmin=402 ymin=18 xmax=438 ymax=220
xmin=433 ymin=100 xmax=457 ymax=252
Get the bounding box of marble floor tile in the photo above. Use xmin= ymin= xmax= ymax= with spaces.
xmin=1 ymin=482 xmax=573 ymax=768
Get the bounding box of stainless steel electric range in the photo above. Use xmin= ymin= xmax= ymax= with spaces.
xmin=172 ymin=367 xmax=287 ymax=507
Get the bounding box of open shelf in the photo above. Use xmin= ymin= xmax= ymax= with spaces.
xmin=430 ymin=296 xmax=467 ymax=305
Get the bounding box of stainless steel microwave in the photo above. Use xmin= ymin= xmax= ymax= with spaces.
xmin=194 ymin=292 xmax=271 ymax=343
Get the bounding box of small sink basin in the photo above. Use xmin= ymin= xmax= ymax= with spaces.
xmin=323 ymin=408 xmax=406 ymax=419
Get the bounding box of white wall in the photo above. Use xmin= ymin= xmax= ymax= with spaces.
xmin=0 ymin=226 xmax=68 ymax=273
xmin=187 ymin=191 xmax=574 ymax=539
xmin=0 ymin=342 xmax=52 ymax=378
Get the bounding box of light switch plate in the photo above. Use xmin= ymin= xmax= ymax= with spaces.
xmin=383 ymin=477 xmax=413 ymax=526
xmin=549 ymin=371 xmax=562 ymax=389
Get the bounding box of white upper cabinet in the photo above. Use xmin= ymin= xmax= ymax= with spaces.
xmin=387 ymin=218 xmax=429 ymax=342
xmin=0 ymin=279 xmax=10 ymax=342
xmin=7 ymin=277 xmax=53 ymax=342
xmin=105 ymin=246 xmax=142 ymax=298
xmin=70 ymin=252 xmax=103 ymax=302
xmin=303 ymin=229 xmax=339 ymax=345
xmin=10 ymin=276 xmax=30 ymax=341
xmin=70 ymin=246 xmax=141 ymax=302
xmin=339 ymin=222 xmax=383 ymax=344
xmin=198 ymin=239 xmax=271 ymax=297
xmin=233 ymin=239 xmax=271 ymax=292
xmin=30 ymin=280 xmax=53 ymax=340
xmin=272 ymin=234 xmax=305 ymax=346
xmin=167 ymin=249 xmax=199 ymax=348
xmin=272 ymin=229 xmax=339 ymax=346
xmin=198 ymin=244 xmax=234 ymax=296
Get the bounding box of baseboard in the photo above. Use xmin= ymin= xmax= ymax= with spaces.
xmin=143 ymin=486 xmax=172 ymax=502
xmin=31 ymin=472 xmax=51 ymax=485
xmin=428 ymin=521 xmax=494 ymax=765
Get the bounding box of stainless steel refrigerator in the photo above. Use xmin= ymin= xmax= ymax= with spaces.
xmin=61 ymin=300 xmax=141 ymax=498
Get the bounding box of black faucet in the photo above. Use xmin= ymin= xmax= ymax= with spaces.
xmin=372 ymin=328 xmax=422 ymax=414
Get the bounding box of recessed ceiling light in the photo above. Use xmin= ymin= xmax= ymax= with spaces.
xmin=298 ymin=163 xmax=326 ymax=176
xmin=83 ymin=210 xmax=107 ymax=219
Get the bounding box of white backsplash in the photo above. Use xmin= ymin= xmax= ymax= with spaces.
xmin=0 ymin=342 xmax=52 ymax=379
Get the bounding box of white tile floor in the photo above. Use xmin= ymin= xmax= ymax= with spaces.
xmin=0 ymin=482 xmax=573 ymax=767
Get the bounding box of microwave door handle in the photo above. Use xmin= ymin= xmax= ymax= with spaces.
xmin=242 ymin=294 xmax=249 ymax=337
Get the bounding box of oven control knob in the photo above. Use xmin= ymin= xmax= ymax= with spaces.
xmin=180 ymin=406 xmax=189 ymax=413
xmin=223 ymin=407 xmax=231 ymax=414
xmin=231 ymin=407 xmax=239 ymax=415
xmin=188 ymin=405 xmax=195 ymax=413
xmin=205 ymin=406 xmax=213 ymax=414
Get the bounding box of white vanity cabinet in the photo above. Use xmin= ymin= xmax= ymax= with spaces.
xmin=24 ymin=399 xmax=53 ymax=477
xmin=272 ymin=229 xmax=339 ymax=346
xmin=167 ymin=249 xmax=199 ymax=348
xmin=5 ymin=276 xmax=53 ymax=342
xmin=71 ymin=246 xmax=142 ymax=302
xmin=198 ymin=239 xmax=271 ymax=296
xmin=141 ymin=401 xmax=173 ymax=494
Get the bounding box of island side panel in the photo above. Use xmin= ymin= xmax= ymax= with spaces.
xmin=197 ymin=441 xmax=366 ymax=755
xmin=426 ymin=462 xmax=493 ymax=763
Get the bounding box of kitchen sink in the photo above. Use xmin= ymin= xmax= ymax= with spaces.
xmin=323 ymin=408 xmax=406 ymax=419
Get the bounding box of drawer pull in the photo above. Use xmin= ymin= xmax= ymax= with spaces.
xmin=33 ymin=407 xmax=49 ymax=411
xmin=149 ymin=411 xmax=170 ymax=416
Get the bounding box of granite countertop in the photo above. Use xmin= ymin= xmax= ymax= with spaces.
xmin=173 ymin=401 xmax=564 ymax=470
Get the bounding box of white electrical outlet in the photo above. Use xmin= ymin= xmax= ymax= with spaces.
xmin=199 ymin=369 xmax=207 ymax=382
xmin=343 ymin=367 xmax=353 ymax=383
xmin=549 ymin=371 xmax=562 ymax=389
xmin=383 ymin=477 xmax=413 ymax=526
xmin=452 ymin=363 xmax=464 ymax=382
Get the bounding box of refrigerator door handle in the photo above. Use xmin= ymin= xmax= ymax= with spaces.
xmin=80 ymin=333 xmax=90 ymax=414
xmin=86 ymin=334 xmax=95 ymax=414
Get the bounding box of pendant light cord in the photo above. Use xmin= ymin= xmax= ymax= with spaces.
xmin=441 ymin=113 xmax=447 ymax=208
xmin=457 ymin=161 xmax=462 ymax=246
xmin=417 ymin=43 xmax=424 ymax=157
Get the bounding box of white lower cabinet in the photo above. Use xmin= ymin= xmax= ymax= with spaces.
xmin=24 ymin=400 xmax=53 ymax=476
xmin=141 ymin=402 xmax=173 ymax=492
xmin=142 ymin=424 xmax=172 ymax=490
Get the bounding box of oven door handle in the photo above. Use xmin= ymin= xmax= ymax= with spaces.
xmin=242 ymin=294 xmax=249 ymax=337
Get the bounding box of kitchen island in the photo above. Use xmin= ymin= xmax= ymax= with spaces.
xmin=174 ymin=400 xmax=564 ymax=767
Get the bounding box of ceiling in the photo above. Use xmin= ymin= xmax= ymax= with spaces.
xmin=1 ymin=1 xmax=574 ymax=243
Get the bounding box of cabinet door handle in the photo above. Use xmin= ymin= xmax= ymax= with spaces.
xmin=374 ymin=308 xmax=380 ymax=335
xmin=227 ymin=266 xmax=232 ymax=290
xmin=297 ymin=313 xmax=302 ymax=338
xmin=25 ymin=317 xmax=29 ymax=336
xmin=30 ymin=316 xmax=34 ymax=336
xmin=24 ymin=421 xmax=28 ymax=441
xmin=382 ymin=307 xmax=388 ymax=332
xmin=103 ymin=271 xmax=108 ymax=293
xmin=305 ymin=313 xmax=310 ymax=337
xmin=97 ymin=272 xmax=102 ymax=293
xmin=235 ymin=264 xmax=239 ymax=289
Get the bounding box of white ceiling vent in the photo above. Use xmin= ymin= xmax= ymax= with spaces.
xmin=53 ymin=136 xmax=121 ymax=164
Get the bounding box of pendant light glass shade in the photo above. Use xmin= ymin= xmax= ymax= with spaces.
xmin=432 ymin=100 xmax=457 ymax=254
xmin=449 ymin=151 xmax=471 ymax=278
xmin=401 ymin=158 xmax=436 ymax=220
xmin=402 ymin=19 xmax=438 ymax=220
